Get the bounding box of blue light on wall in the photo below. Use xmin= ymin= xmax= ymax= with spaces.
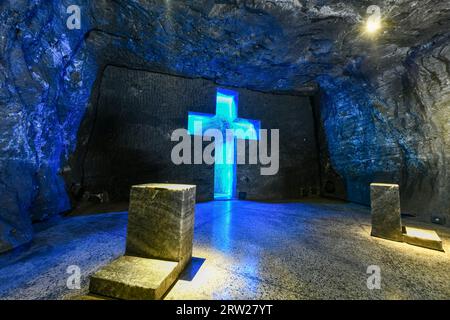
xmin=188 ymin=88 xmax=260 ymax=200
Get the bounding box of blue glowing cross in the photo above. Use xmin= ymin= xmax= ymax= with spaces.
xmin=188 ymin=88 xmax=260 ymax=200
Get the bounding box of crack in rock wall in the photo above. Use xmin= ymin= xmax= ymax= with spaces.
xmin=1 ymin=0 xmax=449 ymax=252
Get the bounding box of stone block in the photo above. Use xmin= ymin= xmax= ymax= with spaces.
xmin=402 ymin=226 xmax=444 ymax=252
xmin=125 ymin=183 xmax=196 ymax=270
xmin=370 ymin=183 xmax=403 ymax=242
xmin=89 ymin=256 xmax=179 ymax=300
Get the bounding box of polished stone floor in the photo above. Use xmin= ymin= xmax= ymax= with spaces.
xmin=0 ymin=199 xmax=449 ymax=300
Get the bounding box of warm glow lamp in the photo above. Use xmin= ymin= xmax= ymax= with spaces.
xmin=366 ymin=19 xmax=381 ymax=34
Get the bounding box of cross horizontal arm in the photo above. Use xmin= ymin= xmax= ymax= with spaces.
xmin=232 ymin=118 xmax=261 ymax=140
xmin=187 ymin=112 xmax=217 ymax=135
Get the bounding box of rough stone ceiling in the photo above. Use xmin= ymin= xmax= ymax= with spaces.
xmin=4 ymin=0 xmax=449 ymax=93
xmin=78 ymin=0 xmax=449 ymax=92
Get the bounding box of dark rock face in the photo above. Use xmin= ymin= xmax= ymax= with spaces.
xmin=319 ymin=37 xmax=450 ymax=221
xmin=0 ymin=0 xmax=449 ymax=252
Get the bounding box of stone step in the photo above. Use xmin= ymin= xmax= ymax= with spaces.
xmin=89 ymin=256 xmax=180 ymax=300
xmin=402 ymin=226 xmax=444 ymax=252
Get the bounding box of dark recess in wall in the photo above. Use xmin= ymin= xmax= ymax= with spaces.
xmin=65 ymin=65 xmax=342 ymax=208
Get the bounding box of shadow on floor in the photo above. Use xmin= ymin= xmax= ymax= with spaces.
xmin=179 ymin=257 xmax=207 ymax=282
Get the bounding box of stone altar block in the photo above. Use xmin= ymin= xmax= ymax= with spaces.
xmin=126 ymin=183 xmax=196 ymax=270
xmin=88 ymin=183 xmax=196 ymax=300
xmin=370 ymin=183 xmax=403 ymax=242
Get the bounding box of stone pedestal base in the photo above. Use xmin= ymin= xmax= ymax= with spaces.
xmin=89 ymin=256 xmax=179 ymax=300
xmin=402 ymin=226 xmax=444 ymax=252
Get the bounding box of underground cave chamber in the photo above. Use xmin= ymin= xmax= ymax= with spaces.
xmin=0 ymin=0 xmax=450 ymax=301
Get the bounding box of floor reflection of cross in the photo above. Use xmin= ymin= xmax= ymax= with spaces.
xmin=188 ymin=88 xmax=260 ymax=200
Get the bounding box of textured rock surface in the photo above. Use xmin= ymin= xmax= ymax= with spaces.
xmin=370 ymin=183 xmax=403 ymax=241
xmin=126 ymin=184 xmax=195 ymax=270
xmin=1 ymin=0 xmax=450 ymax=251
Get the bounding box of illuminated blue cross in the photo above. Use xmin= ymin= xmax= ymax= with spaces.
xmin=188 ymin=88 xmax=260 ymax=200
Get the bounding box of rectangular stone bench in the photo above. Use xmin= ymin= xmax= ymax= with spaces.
xmin=89 ymin=183 xmax=196 ymax=300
